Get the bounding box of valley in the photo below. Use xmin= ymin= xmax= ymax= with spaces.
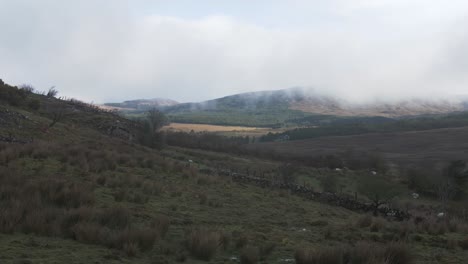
xmin=4 ymin=2 xmax=468 ymax=263
xmin=1 ymin=80 xmax=468 ymax=264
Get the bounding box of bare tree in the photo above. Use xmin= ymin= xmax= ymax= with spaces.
xmin=147 ymin=108 xmax=168 ymax=132
xmin=278 ymin=163 xmax=297 ymax=186
xmin=358 ymin=174 xmax=398 ymax=215
xmin=433 ymin=160 xmax=468 ymax=210
xmin=46 ymin=104 xmax=67 ymax=128
xmin=138 ymin=108 xmax=168 ymax=148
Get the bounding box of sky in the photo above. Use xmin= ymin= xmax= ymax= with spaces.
xmin=0 ymin=0 xmax=468 ymax=103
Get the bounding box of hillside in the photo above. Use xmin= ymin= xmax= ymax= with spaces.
xmin=1 ymin=79 xmax=468 ymax=264
xmin=248 ymin=126 xmax=468 ymax=166
xmin=105 ymin=98 xmax=179 ymax=111
xmin=113 ymin=87 xmax=468 ymax=127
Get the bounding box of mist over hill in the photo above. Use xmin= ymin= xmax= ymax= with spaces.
xmin=167 ymin=87 xmax=468 ymax=117
xmin=109 ymin=87 xmax=468 ymax=127
xmin=104 ymin=98 xmax=179 ymax=111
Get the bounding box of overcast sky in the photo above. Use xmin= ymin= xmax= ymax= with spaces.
xmin=1 ymin=0 xmax=468 ymax=103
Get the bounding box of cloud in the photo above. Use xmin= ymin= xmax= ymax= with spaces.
xmin=0 ymin=1 xmax=468 ymax=103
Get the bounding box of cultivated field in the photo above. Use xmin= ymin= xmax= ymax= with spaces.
xmin=162 ymin=122 xmax=283 ymax=137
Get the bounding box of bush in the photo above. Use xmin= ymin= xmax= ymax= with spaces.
xmin=320 ymin=174 xmax=338 ymax=193
xmin=123 ymin=242 xmax=139 ymax=257
xmin=186 ymin=229 xmax=221 ymax=261
xmin=19 ymin=84 xmax=35 ymax=93
xmin=459 ymin=238 xmax=468 ymax=250
xmin=0 ymin=82 xmax=27 ymax=106
xmin=295 ymin=243 xmax=413 ymax=264
xmin=28 ymin=98 xmax=41 ymax=110
xmin=356 ymin=215 xmax=373 ymax=228
xmin=259 ymin=242 xmax=275 ymax=260
xmin=98 ymin=207 xmax=131 ymax=229
xmin=151 ymin=215 xmax=171 ymax=238
xmin=240 ymin=246 xmax=260 ymax=264
xmin=118 ymin=227 xmax=158 ymax=251
xmin=370 ymin=218 xmax=386 ymax=232
xmin=47 ymin=87 xmax=58 ymax=98
xmin=295 ymin=247 xmax=343 ymax=264
xmin=72 ymin=222 xmax=106 ymax=244
xmin=383 ymin=243 xmax=413 ymax=264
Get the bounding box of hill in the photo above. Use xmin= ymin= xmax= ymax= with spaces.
xmin=1 ymin=79 xmax=468 ymax=263
xmin=104 ymin=98 xmax=179 ymax=111
xmin=113 ymin=87 xmax=468 ymax=127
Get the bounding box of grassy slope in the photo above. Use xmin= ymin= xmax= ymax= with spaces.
xmin=1 ymin=87 xmax=468 ymax=263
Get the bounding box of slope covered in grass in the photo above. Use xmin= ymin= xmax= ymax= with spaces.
xmin=1 ymin=80 xmax=468 ymax=263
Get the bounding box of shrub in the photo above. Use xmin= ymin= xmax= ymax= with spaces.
xmin=350 ymin=242 xmax=378 ymax=264
xmin=28 ymin=99 xmax=41 ymax=110
xmin=234 ymin=234 xmax=248 ymax=249
xmin=151 ymin=215 xmax=171 ymax=238
xmin=459 ymin=238 xmax=468 ymax=250
xmin=295 ymin=242 xmax=413 ymax=264
xmin=47 ymin=87 xmax=58 ymax=98
xmin=294 ymin=247 xmax=314 ymax=264
xmin=356 ymin=215 xmax=373 ymax=228
xmin=240 ymin=246 xmax=260 ymax=264
xmin=259 ymin=242 xmax=275 ymax=260
xmin=142 ymin=181 xmax=163 ymax=196
xmin=123 ymin=242 xmax=139 ymax=257
xmin=383 ymin=243 xmax=413 ymax=264
xmin=370 ymin=218 xmax=386 ymax=232
xmin=447 ymin=239 xmax=458 ymax=249
xmin=396 ymin=221 xmax=415 ymax=239
xmin=198 ymin=193 xmax=208 ymax=205
xmin=320 ymin=174 xmax=338 ymax=193
xmin=72 ymin=222 xmax=106 ymax=244
xmin=19 ymin=84 xmax=35 ymax=93
xmin=0 ymin=83 xmax=26 ymax=106
xmin=113 ymin=189 xmax=127 ymax=202
xmin=219 ymin=232 xmax=231 ymax=250
xmin=95 ymin=175 xmax=107 ymax=186
xmin=310 ymin=220 xmax=329 ymax=227
xmin=186 ymin=229 xmax=221 ymax=261
xmin=324 ymin=226 xmax=333 ymax=239
xmin=98 ymin=207 xmax=131 ymax=229
xmin=119 ymin=227 xmax=158 ymax=251
xmin=295 ymin=247 xmax=343 ymax=264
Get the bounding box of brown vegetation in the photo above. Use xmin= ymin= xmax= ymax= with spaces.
xmin=185 ymin=228 xmax=222 ymax=260
xmin=295 ymin=242 xmax=413 ymax=264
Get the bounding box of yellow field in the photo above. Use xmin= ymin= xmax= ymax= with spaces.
xmin=162 ymin=123 xmax=261 ymax=132
xmin=162 ymin=123 xmax=282 ymax=136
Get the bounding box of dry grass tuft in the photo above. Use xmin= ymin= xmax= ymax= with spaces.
xmin=295 ymin=242 xmax=413 ymax=264
xmin=240 ymin=246 xmax=260 ymax=264
xmin=186 ymin=228 xmax=221 ymax=261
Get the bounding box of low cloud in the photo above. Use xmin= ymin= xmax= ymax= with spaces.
xmin=0 ymin=1 xmax=468 ymax=103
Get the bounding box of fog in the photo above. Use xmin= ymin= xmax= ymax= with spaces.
xmin=1 ymin=1 xmax=468 ymax=103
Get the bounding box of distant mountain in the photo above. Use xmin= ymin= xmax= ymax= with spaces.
xmin=164 ymin=87 xmax=467 ymax=117
xmin=108 ymin=88 xmax=468 ymax=127
xmin=287 ymin=88 xmax=467 ymax=117
xmin=104 ymin=98 xmax=179 ymax=111
xmin=159 ymin=88 xmax=468 ymax=126
xmin=161 ymin=88 xmax=313 ymax=127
